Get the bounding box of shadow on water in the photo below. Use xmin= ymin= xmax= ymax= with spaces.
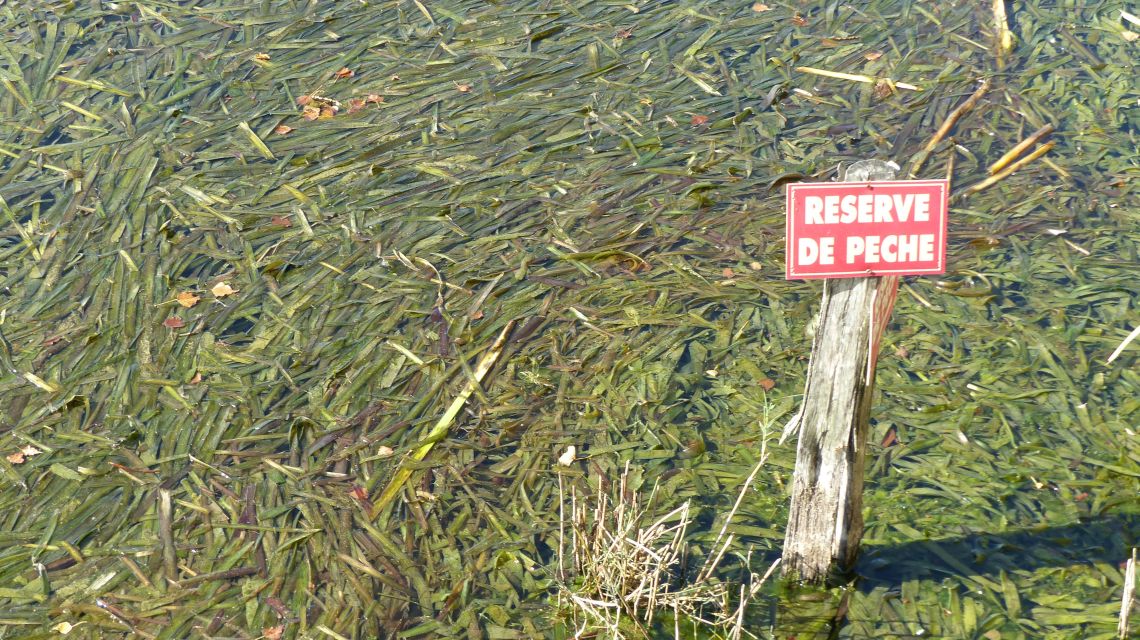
xmin=858 ymin=514 xmax=1139 ymax=585
xmin=768 ymin=515 xmax=1139 ymax=638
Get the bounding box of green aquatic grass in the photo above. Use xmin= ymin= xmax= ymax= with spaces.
xmin=0 ymin=0 xmax=1136 ymax=638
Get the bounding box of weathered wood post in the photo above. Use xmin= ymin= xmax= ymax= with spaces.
xmin=782 ymin=160 xmax=902 ymax=582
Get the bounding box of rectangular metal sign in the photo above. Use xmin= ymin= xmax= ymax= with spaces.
xmin=786 ymin=179 xmax=948 ymax=280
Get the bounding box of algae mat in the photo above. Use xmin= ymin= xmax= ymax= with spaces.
xmin=0 ymin=1 xmax=1137 ymax=638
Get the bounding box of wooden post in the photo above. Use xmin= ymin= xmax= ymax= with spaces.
xmin=782 ymin=160 xmax=901 ymax=582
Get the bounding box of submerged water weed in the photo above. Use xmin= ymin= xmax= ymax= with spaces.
xmin=0 ymin=0 xmax=1136 ymax=637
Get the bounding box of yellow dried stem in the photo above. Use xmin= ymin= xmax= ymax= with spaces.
xmin=988 ymin=124 xmax=1055 ymax=175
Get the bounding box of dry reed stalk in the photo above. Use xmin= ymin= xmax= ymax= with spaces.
xmin=1107 ymin=326 xmax=1140 ymax=365
xmin=960 ymin=141 xmax=1055 ymax=196
xmin=1121 ymin=549 xmax=1136 ymax=639
xmin=988 ymin=124 xmax=1055 ymax=174
xmin=795 ymin=66 xmax=920 ymax=90
xmin=993 ymin=0 xmax=1014 ymax=55
xmin=908 ymin=80 xmax=990 ymax=177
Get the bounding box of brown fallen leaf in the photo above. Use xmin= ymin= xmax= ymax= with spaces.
xmin=301 ymin=105 xmax=321 ymax=120
xmin=347 ymin=98 xmax=366 ymax=114
xmin=263 ymin=626 xmax=285 ymax=640
xmin=163 ymin=317 xmax=185 ymax=329
xmin=318 ymin=106 xmax=338 ymax=119
xmin=791 ymin=14 xmax=809 ymax=26
xmin=456 ymin=83 xmax=472 ymax=93
xmin=274 ymin=125 xmax=294 ymax=135
xmin=296 ymin=95 xmax=312 ymax=106
xmin=691 ymin=114 xmax=709 ymax=126
xmin=752 ymin=2 xmax=771 ymax=11
xmin=176 ymin=291 xmax=200 ymax=308
xmin=759 ymin=378 xmax=776 ymax=391
xmin=334 ymin=67 xmax=354 ymax=79
xmin=873 ymin=78 xmax=894 ymax=99
xmin=211 ymin=282 xmax=237 ymax=298
xmin=351 ymin=485 xmax=373 ymax=511
xmin=265 ymin=597 xmax=291 ymax=619
xmin=722 ymin=267 xmax=735 ymax=278
xmin=189 ymin=372 xmax=203 ymax=384
xmin=270 ymin=215 xmax=293 ymax=228
xmin=881 ymin=427 xmax=898 ymax=447
xmin=6 ymin=451 xmax=25 ymax=464
xmin=864 ymin=50 xmax=884 ymax=61
xmin=366 ymin=94 xmax=384 ymax=104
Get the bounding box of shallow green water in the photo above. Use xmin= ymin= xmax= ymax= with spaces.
xmin=0 ymin=1 xmax=1136 ymax=638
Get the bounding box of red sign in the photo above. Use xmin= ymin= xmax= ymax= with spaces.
xmin=786 ymin=180 xmax=948 ymax=279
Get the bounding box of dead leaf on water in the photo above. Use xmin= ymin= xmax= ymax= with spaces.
xmin=7 ymin=445 xmax=42 ymax=464
xmin=51 ymin=622 xmax=83 ymax=635
xmin=211 ymin=282 xmax=237 ymax=298
xmin=176 ymin=291 xmax=200 ymax=308
xmin=881 ymin=427 xmax=899 ymax=447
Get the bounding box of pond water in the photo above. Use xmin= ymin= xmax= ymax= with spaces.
xmin=0 ymin=1 xmax=1136 ymax=638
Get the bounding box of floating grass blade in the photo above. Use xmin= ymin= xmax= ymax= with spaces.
xmin=371 ymin=321 xmax=514 ymax=517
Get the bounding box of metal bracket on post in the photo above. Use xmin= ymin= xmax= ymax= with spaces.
xmin=782 ymin=159 xmax=901 ymax=583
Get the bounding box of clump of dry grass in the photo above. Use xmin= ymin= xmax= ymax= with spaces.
xmin=555 ymin=440 xmax=776 ymax=639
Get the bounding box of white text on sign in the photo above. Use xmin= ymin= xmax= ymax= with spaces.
xmin=802 ymin=193 xmax=931 ymax=225
xmin=797 ymin=235 xmax=936 ymax=266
